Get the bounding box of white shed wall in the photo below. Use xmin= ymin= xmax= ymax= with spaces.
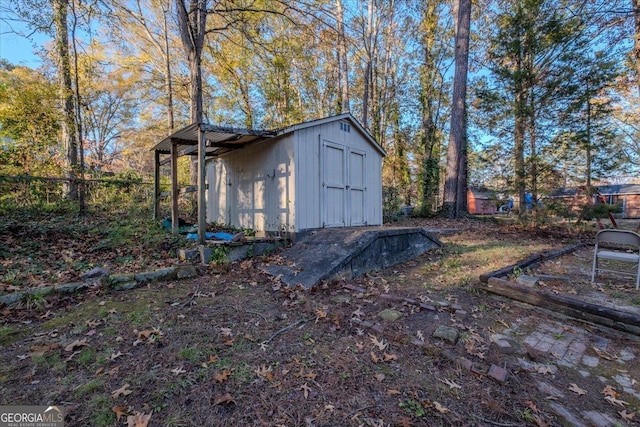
xmin=206 ymin=117 xmax=383 ymax=233
xmin=294 ymin=120 xmax=383 ymax=230
xmin=206 ymin=136 xmax=296 ymax=232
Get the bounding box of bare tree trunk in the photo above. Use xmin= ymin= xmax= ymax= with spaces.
xmin=70 ymin=0 xmax=85 ymax=214
xmin=53 ymin=0 xmax=78 ymax=201
xmin=163 ymin=0 xmax=175 ymax=131
xmin=443 ymin=0 xmax=471 ymax=218
xmin=335 ymin=0 xmax=350 ymax=113
xmin=176 ymin=0 xmax=206 ymax=185
xmin=362 ymin=0 xmax=376 ymax=128
xmin=634 ymin=0 xmax=640 ymax=96
xmin=585 ymin=78 xmax=592 ymax=188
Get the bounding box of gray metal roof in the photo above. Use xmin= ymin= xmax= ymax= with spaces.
xmin=152 ymin=113 xmax=386 ymax=158
xmin=152 ymin=123 xmax=276 ymax=156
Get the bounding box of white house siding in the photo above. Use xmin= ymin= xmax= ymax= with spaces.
xmin=206 ymin=136 xmax=296 ymax=232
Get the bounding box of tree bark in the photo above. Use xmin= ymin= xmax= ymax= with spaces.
xmin=163 ymin=1 xmax=175 ymax=132
xmin=634 ymin=0 xmax=640 ymax=96
xmin=176 ymin=0 xmax=207 ymax=185
xmin=443 ymin=0 xmax=471 ymax=218
xmin=53 ymin=0 xmax=78 ymax=201
xmin=335 ymin=0 xmax=350 ymax=113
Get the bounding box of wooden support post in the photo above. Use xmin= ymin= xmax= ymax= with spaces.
xmin=197 ymin=125 xmax=206 ymax=244
xmin=171 ymin=140 xmax=179 ymax=234
xmin=153 ymin=149 xmax=161 ymax=220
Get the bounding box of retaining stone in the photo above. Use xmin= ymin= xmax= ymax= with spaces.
xmin=378 ymin=309 xmax=403 ymax=322
xmin=581 ymin=355 xmax=599 ymax=368
xmin=111 ymin=281 xmax=139 ymax=291
xmin=107 ymin=273 xmax=136 ymax=284
xmin=582 ymin=411 xmax=618 ymax=427
xmin=487 ymin=364 xmax=508 ymax=382
xmin=134 ymin=267 xmax=176 ymax=283
xmin=0 ymin=291 xmax=26 ymax=306
xmin=178 ymin=248 xmax=199 ymax=262
xmin=516 ymin=274 xmax=539 ymax=287
xmin=176 ymin=265 xmax=198 ymax=279
xmin=54 ymin=282 xmax=88 ymax=294
xmin=80 ymin=267 xmax=109 ymax=279
xmin=548 ymin=403 xmax=587 ymax=427
xmin=433 ymin=326 xmax=459 ymax=345
xmin=493 ymin=339 xmax=514 ymax=354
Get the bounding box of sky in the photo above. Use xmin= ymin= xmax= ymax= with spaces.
xmin=0 ymin=15 xmax=48 ymax=68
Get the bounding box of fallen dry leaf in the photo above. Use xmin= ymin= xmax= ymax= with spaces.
xmin=568 ymin=383 xmax=587 ymax=396
xmin=215 ymin=369 xmax=231 ymax=383
xmin=170 ymin=366 xmax=186 ymax=376
xmin=605 ymin=395 xmax=629 ymax=408
xmin=536 ymin=365 xmax=554 ymax=375
xmin=386 ymin=389 xmax=401 ymax=395
xmin=370 ymin=352 xmax=380 ymax=363
xmin=127 ymin=411 xmax=152 ymax=427
xmin=300 ymin=383 xmax=311 ymax=399
xmin=112 ymin=406 xmax=129 ymax=421
xmin=619 ymin=410 xmax=635 ymax=420
xmin=29 ymin=343 xmax=59 ymax=357
xmin=433 ymin=401 xmax=449 ymax=414
xmin=254 ymin=365 xmax=274 ymax=381
xmin=374 ymin=373 xmax=385 ymax=382
xmin=64 ymin=338 xmax=88 ymax=352
xmin=369 ymin=335 xmax=388 ymax=351
xmin=383 ymin=353 xmax=398 ymax=362
xmin=220 ymin=327 xmax=233 ymax=337
xmin=602 ymin=385 xmax=619 ymax=398
xmin=315 ymin=308 xmax=327 ymax=320
xmin=110 ymin=351 xmax=123 ymax=361
xmin=137 ymin=329 xmax=162 ymax=340
xmin=296 ymin=368 xmax=317 ymax=380
xmin=439 ymin=378 xmax=462 ymax=390
xmin=201 ymin=354 xmax=219 ymax=367
xmin=592 ymin=347 xmax=616 ymax=361
xmin=111 ymin=383 xmax=133 ymax=399
xmin=213 ymin=393 xmax=235 ymax=406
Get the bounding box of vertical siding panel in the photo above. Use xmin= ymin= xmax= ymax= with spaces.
xmin=206 ymin=116 xmax=384 ymax=232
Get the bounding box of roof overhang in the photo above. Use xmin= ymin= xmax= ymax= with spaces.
xmin=152 ymin=123 xmax=277 ymax=157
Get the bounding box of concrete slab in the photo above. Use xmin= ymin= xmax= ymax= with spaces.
xmin=261 ymin=227 xmax=442 ymax=288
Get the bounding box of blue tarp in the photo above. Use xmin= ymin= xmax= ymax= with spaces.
xmin=185 ymin=232 xmax=235 ymax=241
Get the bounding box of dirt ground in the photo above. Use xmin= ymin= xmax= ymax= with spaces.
xmin=1 ymin=217 xmax=639 ymax=426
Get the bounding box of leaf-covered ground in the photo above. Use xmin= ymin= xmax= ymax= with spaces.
xmin=1 ymin=215 xmax=639 ymax=426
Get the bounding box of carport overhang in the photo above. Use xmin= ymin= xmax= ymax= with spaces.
xmin=151 ymin=123 xmax=276 ymax=244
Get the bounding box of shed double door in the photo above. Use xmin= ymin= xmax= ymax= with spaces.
xmin=322 ymin=140 xmax=366 ymax=227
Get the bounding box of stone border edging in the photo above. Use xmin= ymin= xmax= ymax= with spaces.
xmin=477 ymin=242 xmax=640 ymax=336
xmin=0 ymin=265 xmax=199 ymax=307
xmin=479 ymin=243 xmax=585 ymax=283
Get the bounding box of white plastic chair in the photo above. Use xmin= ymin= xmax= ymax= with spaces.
xmin=591 ymin=229 xmax=640 ymax=289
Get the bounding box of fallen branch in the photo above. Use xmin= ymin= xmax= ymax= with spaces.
xmin=262 ymin=318 xmax=309 ymax=345
xmin=181 ymin=285 xmax=200 ymax=308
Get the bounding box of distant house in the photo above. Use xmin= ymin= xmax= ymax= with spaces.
xmin=547 ymin=184 xmax=640 ymax=218
xmin=467 ymin=187 xmax=497 ymax=215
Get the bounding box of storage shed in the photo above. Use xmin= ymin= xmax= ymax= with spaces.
xmin=467 ymin=187 xmax=497 ymax=215
xmin=207 ymin=113 xmax=386 ymax=234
